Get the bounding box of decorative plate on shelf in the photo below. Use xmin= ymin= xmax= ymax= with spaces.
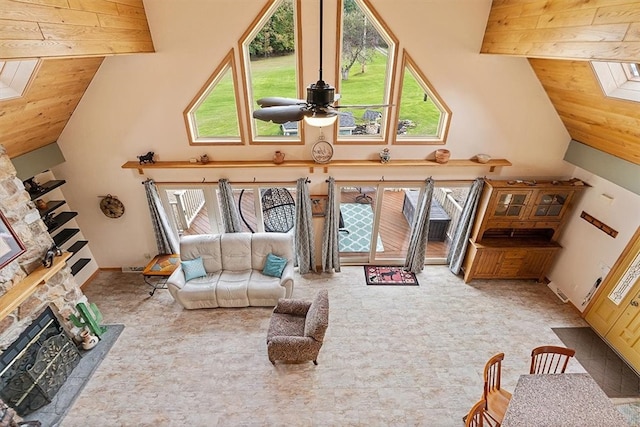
xmin=311 ymin=140 xmax=333 ymax=164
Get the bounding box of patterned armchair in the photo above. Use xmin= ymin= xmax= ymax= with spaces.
xmin=266 ymin=290 xmax=329 ymax=365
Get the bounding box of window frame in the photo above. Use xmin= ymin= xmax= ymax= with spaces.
xmin=392 ymin=51 xmax=452 ymax=145
xmin=334 ymin=0 xmax=399 ymax=145
xmin=238 ymin=0 xmax=305 ymax=145
xmin=183 ymin=50 xmax=245 ymax=145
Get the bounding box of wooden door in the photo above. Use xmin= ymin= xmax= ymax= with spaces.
xmin=519 ymin=248 xmax=559 ymax=280
xmin=585 ymin=227 xmax=640 ymax=371
xmin=585 ymin=227 xmax=640 ymax=335
xmin=474 ymin=249 xmax=504 ymax=276
xmin=604 ymin=279 xmax=640 ymax=371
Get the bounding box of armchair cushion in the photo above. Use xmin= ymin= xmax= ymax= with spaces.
xmin=182 ymin=257 xmax=206 ymax=282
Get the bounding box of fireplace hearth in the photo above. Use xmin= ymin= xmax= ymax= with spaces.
xmin=0 ymin=307 xmax=80 ymax=415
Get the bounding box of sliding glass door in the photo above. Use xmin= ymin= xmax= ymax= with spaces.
xmin=338 ymin=182 xmax=472 ymax=266
xmin=158 ymin=183 xmax=297 ymax=237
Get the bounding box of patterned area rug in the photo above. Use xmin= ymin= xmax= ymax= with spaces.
xmin=339 ymin=203 xmax=384 ymax=253
xmin=364 ymin=266 xmax=419 ymax=286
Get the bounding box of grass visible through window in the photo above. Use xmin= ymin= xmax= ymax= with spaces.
xmin=195 ymin=53 xmax=442 ymax=139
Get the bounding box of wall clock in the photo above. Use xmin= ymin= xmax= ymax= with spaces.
xmin=99 ymin=194 xmax=125 ymax=218
xmin=311 ymin=138 xmax=333 ymax=164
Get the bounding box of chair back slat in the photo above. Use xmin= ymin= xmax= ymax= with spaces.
xmin=530 ymin=345 xmax=576 ymax=374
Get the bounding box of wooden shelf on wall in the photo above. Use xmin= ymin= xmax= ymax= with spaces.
xmin=122 ymin=158 xmax=512 ymax=174
xmin=0 ymin=252 xmax=72 ymax=321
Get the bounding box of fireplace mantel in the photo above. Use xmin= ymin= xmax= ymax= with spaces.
xmin=0 ymin=252 xmax=72 ymax=321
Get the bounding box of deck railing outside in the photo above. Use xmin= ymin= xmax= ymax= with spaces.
xmin=169 ymin=189 xmax=205 ymax=233
xmin=433 ymin=188 xmax=464 ymax=241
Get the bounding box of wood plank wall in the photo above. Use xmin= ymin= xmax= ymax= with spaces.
xmin=530 ymin=59 xmax=640 ymax=165
xmin=482 ymin=0 xmax=640 ymax=61
xmin=0 ymin=0 xmax=154 ymax=59
xmin=0 ymin=57 xmax=103 ymax=158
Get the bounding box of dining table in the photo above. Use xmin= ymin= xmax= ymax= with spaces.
xmin=501 ymin=373 xmax=630 ymax=426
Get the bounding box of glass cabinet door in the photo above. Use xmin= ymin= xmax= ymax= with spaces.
xmin=492 ymin=191 xmax=530 ymax=218
xmin=533 ymin=192 xmax=569 ymax=218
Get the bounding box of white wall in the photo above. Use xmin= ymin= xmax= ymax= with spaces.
xmin=548 ymin=168 xmax=640 ymax=311
xmin=55 ymin=0 xmax=577 ymax=269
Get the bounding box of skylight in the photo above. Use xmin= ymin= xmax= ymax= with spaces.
xmin=592 ymin=62 xmax=640 ymax=103
xmin=0 ymin=59 xmax=38 ymax=101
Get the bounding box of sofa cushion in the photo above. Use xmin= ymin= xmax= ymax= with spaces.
xmin=180 ymin=234 xmax=222 ymax=272
xmin=220 ymin=233 xmax=252 ymax=271
xmin=177 ymin=272 xmax=220 ymax=308
xmin=247 ymin=270 xmax=287 ymax=306
xmin=216 ymin=270 xmax=251 ymax=307
xmin=182 ymin=257 xmax=207 ymax=281
xmin=251 ymin=232 xmax=294 ymax=270
xmin=262 ymin=253 xmax=287 ymax=278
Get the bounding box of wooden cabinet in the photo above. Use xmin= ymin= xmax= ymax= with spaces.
xmin=463 ymin=179 xmax=586 ymax=283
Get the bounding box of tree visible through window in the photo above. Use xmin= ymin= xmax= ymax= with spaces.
xmin=242 ymin=0 xmax=300 ymax=140
xmin=184 ymin=0 xmax=451 ymax=145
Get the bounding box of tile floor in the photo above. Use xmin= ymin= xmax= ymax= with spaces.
xmin=553 ymin=326 xmax=640 ymax=398
xmin=61 ymin=266 xmax=591 ymax=426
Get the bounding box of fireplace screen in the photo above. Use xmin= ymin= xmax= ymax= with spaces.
xmin=0 ymin=307 xmax=80 ymax=415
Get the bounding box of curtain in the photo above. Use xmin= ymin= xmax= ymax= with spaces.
xmin=448 ymin=178 xmax=485 ymax=275
xmin=404 ymin=178 xmax=434 ymax=273
xmin=295 ymin=178 xmax=316 ymax=274
xmin=321 ymin=177 xmax=340 ymax=273
xmin=143 ymin=179 xmax=179 ymax=255
xmin=218 ymin=178 xmax=242 ymax=233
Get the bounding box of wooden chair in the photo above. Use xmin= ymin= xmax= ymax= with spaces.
xmin=464 ymin=399 xmax=499 ymax=427
xmin=530 ymin=345 xmax=576 ymax=374
xmin=483 ymin=353 xmax=512 ymax=425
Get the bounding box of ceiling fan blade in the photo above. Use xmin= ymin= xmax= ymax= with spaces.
xmin=334 ymin=104 xmax=392 ymax=109
xmin=253 ymin=105 xmax=307 ymax=124
xmin=256 ymin=97 xmax=306 ymax=108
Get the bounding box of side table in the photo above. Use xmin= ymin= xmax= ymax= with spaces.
xmin=142 ymin=254 xmax=180 ymax=296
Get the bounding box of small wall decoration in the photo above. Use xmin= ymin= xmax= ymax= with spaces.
xmin=137 ymin=151 xmax=155 ymax=164
xmin=311 ymin=195 xmax=328 ymax=217
xmin=0 ymin=210 xmax=26 ymax=270
xmin=580 ymin=211 xmax=618 ymax=238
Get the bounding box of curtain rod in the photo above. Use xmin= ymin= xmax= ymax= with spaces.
xmin=327 ymin=179 xmax=474 ymax=186
xmin=146 ymin=179 xmax=310 ymax=185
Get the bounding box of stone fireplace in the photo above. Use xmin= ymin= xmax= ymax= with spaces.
xmin=0 ymin=145 xmax=90 ymax=413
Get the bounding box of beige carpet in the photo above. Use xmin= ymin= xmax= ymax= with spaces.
xmin=61 ymin=266 xmax=589 ymax=426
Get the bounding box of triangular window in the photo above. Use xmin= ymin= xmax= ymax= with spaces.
xmin=336 ymin=0 xmax=397 ymax=143
xmin=184 ymin=50 xmax=243 ymax=144
xmin=240 ymin=0 xmax=301 ymax=142
xmin=395 ymin=52 xmax=451 ymax=143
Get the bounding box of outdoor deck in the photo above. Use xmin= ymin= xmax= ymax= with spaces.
xmin=182 ymin=189 xmax=450 ymax=260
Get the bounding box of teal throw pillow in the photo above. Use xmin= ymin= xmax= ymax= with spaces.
xmin=182 ymin=257 xmax=207 ymax=281
xmin=262 ymin=253 xmax=287 ymax=278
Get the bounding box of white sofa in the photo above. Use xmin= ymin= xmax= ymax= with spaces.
xmin=166 ymin=232 xmax=294 ymax=309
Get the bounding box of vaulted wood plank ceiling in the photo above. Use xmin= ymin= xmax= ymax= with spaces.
xmin=482 ymin=0 xmax=640 ymax=166
xmin=1 ymin=0 xmax=639 ymax=166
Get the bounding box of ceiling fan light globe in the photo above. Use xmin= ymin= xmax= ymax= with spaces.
xmin=304 ymin=113 xmax=337 ymax=127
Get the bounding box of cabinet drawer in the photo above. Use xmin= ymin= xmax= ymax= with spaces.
xmin=504 ymin=250 xmax=526 ymax=259
xmin=510 ymin=221 xmax=532 ymax=228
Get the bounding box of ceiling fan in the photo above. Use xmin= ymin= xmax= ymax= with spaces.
xmin=252 ymin=0 xmax=386 ymax=127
